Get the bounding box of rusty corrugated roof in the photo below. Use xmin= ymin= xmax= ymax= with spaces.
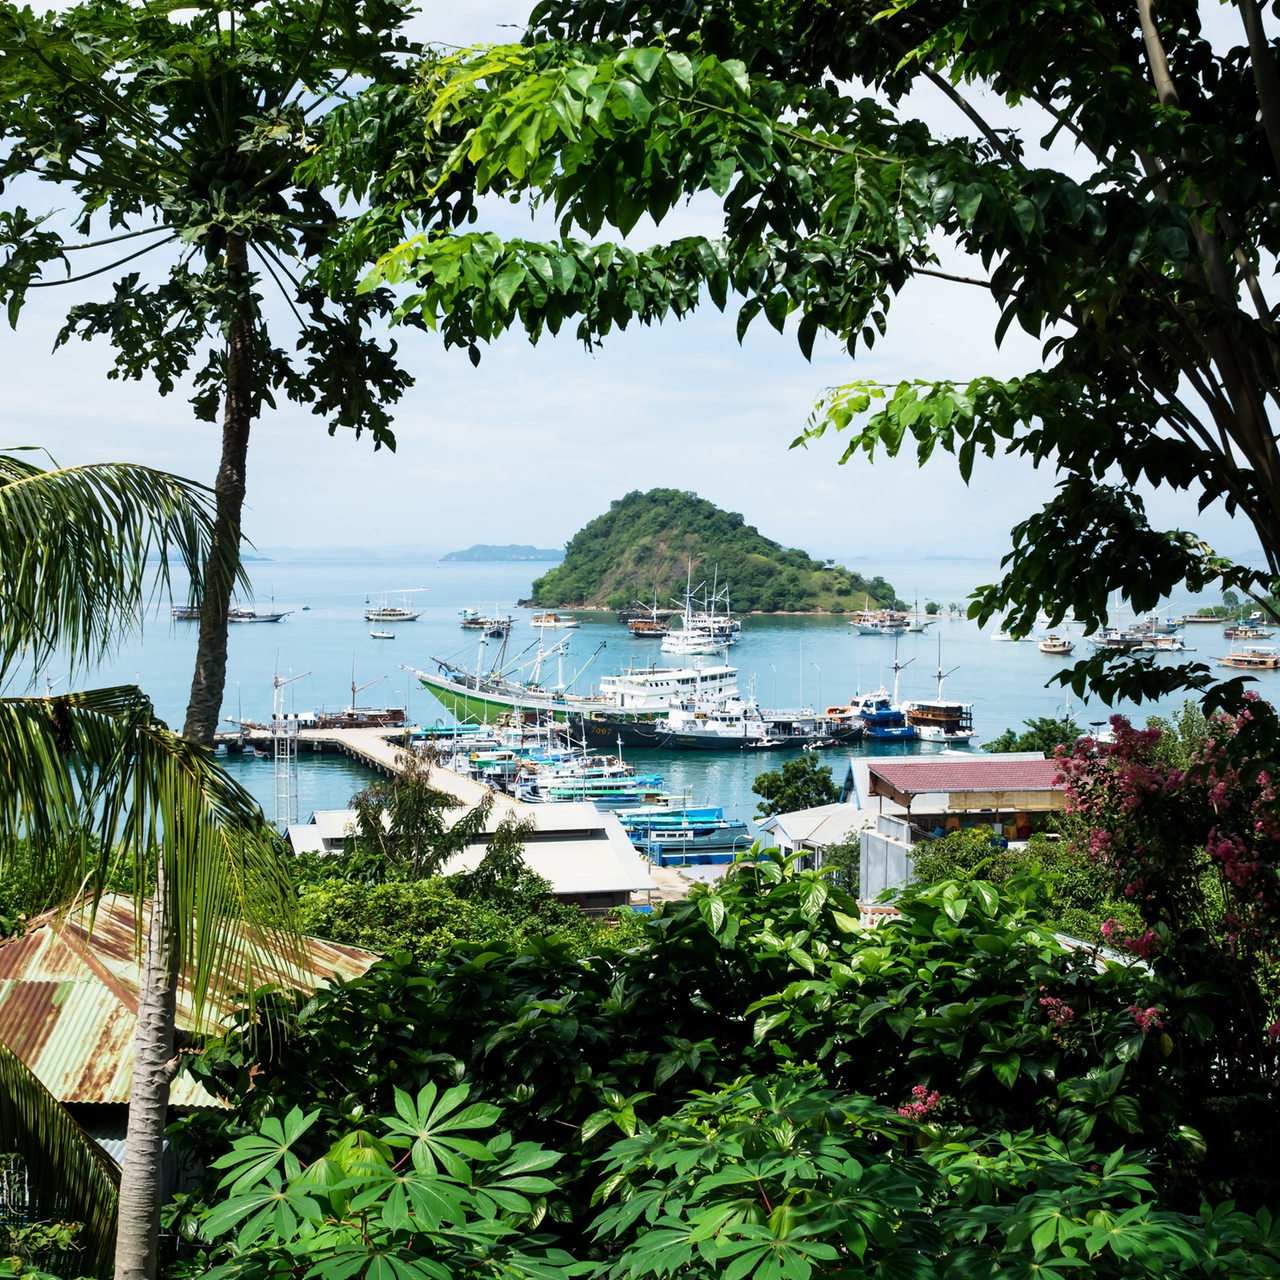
xmin=867 ymin=757 xmax=1063 ymax=796
xmin=0 ymin=894 xmax=378 ymax=1107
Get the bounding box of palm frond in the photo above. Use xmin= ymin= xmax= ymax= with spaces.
xmin=0 ymin=451 xmax=230 ymax=675
xmin=0 ymin=687 xmax=304 ymax=1028
xmin=0 ymin=1038 xmax=119 ymax=1280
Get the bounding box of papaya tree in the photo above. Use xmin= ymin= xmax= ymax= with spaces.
xmin=0 ymin=0 xmax=425 ymax=747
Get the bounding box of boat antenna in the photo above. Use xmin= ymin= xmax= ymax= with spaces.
xmin=933 ymin=631 xmax=959 ymax=697
xmin=888 ymin=634 xmax=915 ymax=704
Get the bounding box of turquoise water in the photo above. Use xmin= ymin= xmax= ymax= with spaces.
xmin=18 ymin=556 xmax=1265 ymax=830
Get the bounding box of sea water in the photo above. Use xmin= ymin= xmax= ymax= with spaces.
xmin=17 ymin=555 xmax=1265 ymax=832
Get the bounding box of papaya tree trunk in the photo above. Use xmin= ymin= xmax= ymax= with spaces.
xmin=117 ymin=237 xmax=255 ymax=1280
xmin=113 ymin=874 xmax=179 ymax=1280
xmin=183 ymin=235 xmax=255 ymax=747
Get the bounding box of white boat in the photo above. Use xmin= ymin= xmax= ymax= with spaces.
xmin=365 ymin=604 xmax=421 ymax=623
xmin=660 ymin=563 xmax=740 ymax=654
xmin=1038 ymin=633 xmax=1075 ymax=655
xmin=531 ymin=613 xmax=580 ymax=629
xmin=661 ymin=628 xmax=728 ymax=656
xmin=364 ymin=588 xmax=425 ymax=623
xmin=370 ymin=631 xmax=395 ymax=640
xmin=1142 ymin=633 xmax=1192 ymax=652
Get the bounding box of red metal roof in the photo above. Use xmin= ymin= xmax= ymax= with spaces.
xmin=868 ymin=757 xmax=1062 ymax=795
xmin=0 ymin=895 xmax=378 ymax=1106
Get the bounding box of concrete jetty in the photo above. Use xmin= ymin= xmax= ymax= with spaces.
xmin=237 ymin=724 xmax=523 ymax=813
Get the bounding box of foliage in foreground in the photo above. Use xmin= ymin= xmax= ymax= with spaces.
xmin=171 ymin=851 xmax=1280 ymax=1280
xmin=185 ymin=1070 xmax=1280 ymax=1280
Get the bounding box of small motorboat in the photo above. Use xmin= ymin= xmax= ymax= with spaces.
xmin=370 ymin=631 xmax=395 ymax=640
xmin=1038 ymin=633 xmax=1074 ymax=655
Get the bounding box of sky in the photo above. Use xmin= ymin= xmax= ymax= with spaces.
xmin=0 ymin=1 xmax=1259 ymax=571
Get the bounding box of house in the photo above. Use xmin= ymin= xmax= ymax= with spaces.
xmin=754 ymin=755 xmax=1066 ymax=901
xmin=756 ymin=802 xmax=878 ymax=867
xmin=288 ymin=801 xmax=657 ymax=914
xmin=0 ymin=894 xmax=378 ymax=1165
xmin=859 ymin=754 xmax=1065 ymax=897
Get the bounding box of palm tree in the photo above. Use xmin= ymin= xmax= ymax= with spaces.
xmin=0 ymin=452 xmax=302 ymax=1280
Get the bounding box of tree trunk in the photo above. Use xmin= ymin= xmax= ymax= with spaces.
xmin=117 ymin=237 xmax=256 ymax=1280
xmin=183 ymin=235 xmax=255 ymax=747
xmin=113 ymin=876 xmax=179 ymax=1280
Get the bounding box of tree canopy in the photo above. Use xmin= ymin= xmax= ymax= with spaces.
xmin=335 ymin=0 xmax=1280 ymax=715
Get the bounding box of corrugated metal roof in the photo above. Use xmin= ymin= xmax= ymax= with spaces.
xmin=868 ymin=758 xmax=1063 ymax=796
xmin=0 ymin=895 xmax=378 ymax=1107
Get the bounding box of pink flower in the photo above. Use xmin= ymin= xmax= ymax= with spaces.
xmin=1038 ymin=995 xmax=1075 ymax=1029
xmin=897 ymin=1085 xmax=943 ymax=1119
xmin=1130 ymin=1005 xmax=1163 ymax=1033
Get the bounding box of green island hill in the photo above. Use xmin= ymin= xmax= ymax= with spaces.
xmin=528 ymin=489 xmax=897 ymax=613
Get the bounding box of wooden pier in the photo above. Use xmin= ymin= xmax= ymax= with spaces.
xmin=233 ymin=725 xmax=521 ymax=812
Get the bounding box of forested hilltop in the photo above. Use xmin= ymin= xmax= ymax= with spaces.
xmin=529 ymin=489 xmax=895 ymax=612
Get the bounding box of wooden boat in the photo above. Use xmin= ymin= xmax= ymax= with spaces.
xmin=1218 ymin=646 xmax=1280 ymax=670
xmin=530 ymin=612 xmax=580 ymax=629
xmin=903 ymin=638 xmax=976 ymax=743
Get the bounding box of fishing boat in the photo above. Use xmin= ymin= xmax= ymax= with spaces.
xmin=228 ymin=605 xmax=291 ymax=623
xmin=1088 ymin=627 xmax=1146 ymax=650
xmin=1142 ymin=633 xmax=1192 ymax=652
xmin=233 ymin=668 xmax=408 ymax=732
xmin=903 ymin=640 xmax=976 ymax=744
xmin=660 ymin=628 xmax=728 ymax=657
xmin=1218 ymin=646 xmax=1280 ymax=670
xmin=1223 ymin=622 xmax=1272 ymax=640
xmin=1037 ymin=633 xmax=1075 ymax=655
xmin=404 ymin=632 xmax=739 ymax=724
xmin=849 ymin=610 xmax=907 ymax=636
xmin=834 ymin=690 xmax=916 ymax=741
xmin=627 ymin=616 xmax=670 ymax=638
xmin=615 ymin=806 xmax=752 ymax=863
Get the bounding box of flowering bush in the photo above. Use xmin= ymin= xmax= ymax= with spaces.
xmin=1057 ymin=705 xmax=1280 ymax=1196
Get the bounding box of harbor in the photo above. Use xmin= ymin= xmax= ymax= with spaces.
xmin=83 ymin=556 xmax=1265 ymax=844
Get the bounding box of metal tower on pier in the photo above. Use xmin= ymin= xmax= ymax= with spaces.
xmin=272 ymin=670 xmax=309 ymax=830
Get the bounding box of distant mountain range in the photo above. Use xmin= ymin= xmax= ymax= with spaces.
xmin=441 ymin=544 xmax=565 ymax=563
